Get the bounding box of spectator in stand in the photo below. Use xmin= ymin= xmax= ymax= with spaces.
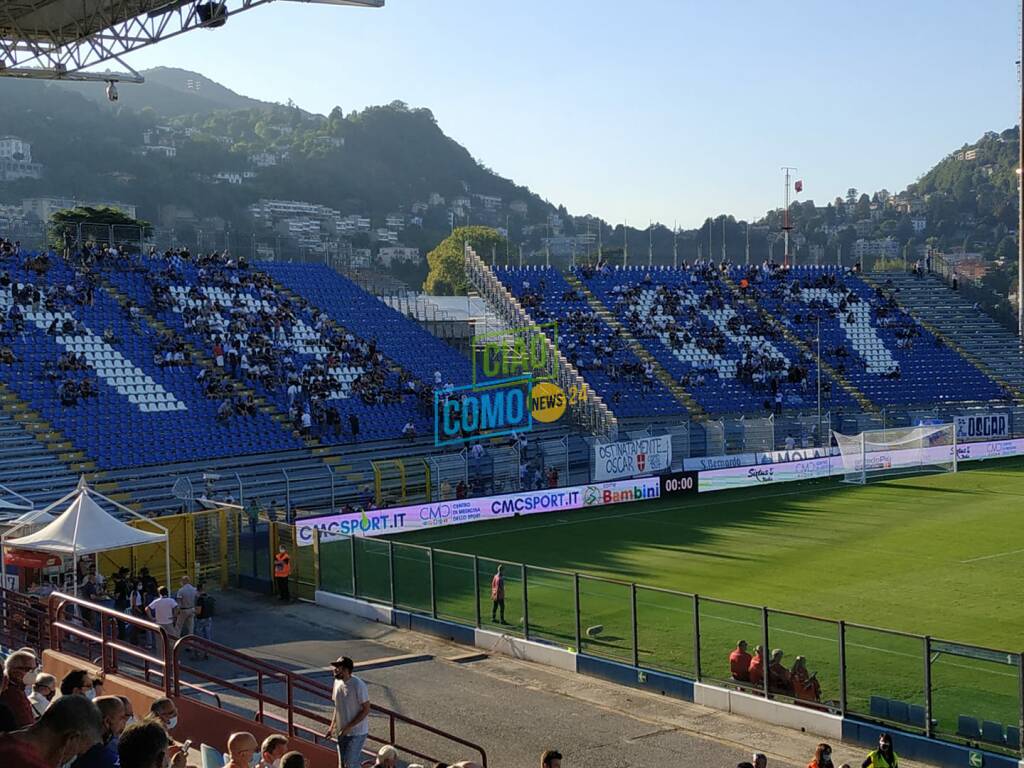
xmin=790 ymin=656 xmax=821 ymax=703
xmin=753 ymin=753 xmax=768 ymax=768
xmin=729 ymin=640 xmax=751 ymax=683
xmin=29 ymin=674 xmax=57 ymax=719
xmin=807 ymin=743 xmax=835 ymax=768
xmin=118 ymin=720 xmax=187 ymax=768
xmin=223 ymin=732 xmax=259 ymax=768
xmin=72 ymin=696 xmax=128 ymax=768
xmin=768 ymin=649 xmax=792 ymax=695
xmin=374 ymin=744 xmax=398 ymax=767
xmin=256 ymin=734 xmax=289 ymax=768
xmin=174 ymin=576 xmax=197 ymax=646
xmin=194 ymin=581 xmax=214 ymax=658
xmin=490 ymin=565 xmax=506 ymax=624
xmin=747 ymin=645 xmax=765 ymax=688
xmin=861 ymin=733 xmax=898 ymax=768
xmin=280 ymin=752 xmax=306 ymax=768
xmin=541 ymin=749 xmax=562 ymax=768
xmin=146 ymin=587 xmax=178 ymax=638
xmin=348 ymin=413 xmax=360 ymax=441
xmin=325 ymin=656 xmax=370 ymax=768
xmin=59 ymin=670 xmax=98 ymax=700
xmin=738 ymin=763 xmax=755 ymax=768
xmin=145 ymin=698 xmax=177 ymax=735
xmin=401 ymin=421 xmax=417 ymax=441
xmin=1 ymin=649 xmax=38 ymax=727
xmin=0 ymin=694 xmax=103 ymax=768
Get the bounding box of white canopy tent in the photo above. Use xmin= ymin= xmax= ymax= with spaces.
xmin=1 ymin=477 xmax=169 ymax=594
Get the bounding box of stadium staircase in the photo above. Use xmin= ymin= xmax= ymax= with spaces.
xmin=864 ymin=272 xmax=1024 ymax=402
xmin=562 ymin=271 xmax=706 ymax=419
xmin=464 ymin=245 xmax=619 ymax=438
xmin=0 ymin=394 xmax=79 ymax=511
xmin=719 ymin=271 xmax=879 ymax=413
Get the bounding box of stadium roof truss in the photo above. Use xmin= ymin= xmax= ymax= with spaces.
xmin=0 ymin=0 xmax=383 ymax=81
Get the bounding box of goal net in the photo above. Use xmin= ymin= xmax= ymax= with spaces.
xmin=832 ymin=424 xmax=958 ymax=484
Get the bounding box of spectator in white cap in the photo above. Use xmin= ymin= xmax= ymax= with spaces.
xmin=374 ymin=744 xmax=397 ymax=767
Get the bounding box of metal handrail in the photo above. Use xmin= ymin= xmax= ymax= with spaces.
xmin=47 ymin=591 xmax=174 ymax=697
xmin=171 ymin=635 xmax=488 ymax=767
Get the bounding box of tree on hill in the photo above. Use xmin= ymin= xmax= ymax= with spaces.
xmin=48 ymin=206 xmax=152 ymax=250
xmin=423 ymin=226 xmax=509 ymax=295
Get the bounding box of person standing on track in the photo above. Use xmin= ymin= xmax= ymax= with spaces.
xmin=490 ymin=565 xmax=506 ymax=624
xmin=861 ymin=733 xmax=899 ymax=768
xmin=274 ymin=544 xmax=291 ymax=602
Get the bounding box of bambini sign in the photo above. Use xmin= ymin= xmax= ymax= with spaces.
xmin=295 ymin=476 xmax=661 ymax=546
xmin=594 ymin=436 xmax=672 ymax=481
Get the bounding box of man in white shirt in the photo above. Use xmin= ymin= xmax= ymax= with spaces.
xmin=175 ymin=576 xmax=198 ymax=642
xmin=147 ymin=587 xmax=178 ymax=638
xmin=28 ymin=673 xmax=56 ymax=718
xmin=325 ymin=656 xmax=370 ymax=768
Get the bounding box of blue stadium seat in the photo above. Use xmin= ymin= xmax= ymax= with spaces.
xmin=1006 ymin=726 xmax=1020 ymax=750
xmin=981 ymin=720 xmax=1005 ymax=744
xmin=957 ymin=715 xmax=980 ymax=739
xmin=869 ymin=696 xmax=889 ymax=720
xmin=908 ymin=704 xmax=926 ymax=728
xmin=887 ymin=700 xmax=910 ymax=724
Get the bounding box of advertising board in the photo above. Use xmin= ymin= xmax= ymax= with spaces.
xmin=296 ymin=475 xmax=661 ymax=545
xmin=594 ymin=435 xmax=672 ymax=481
xmin=955 ymin=413 xmax=1011 ymax=442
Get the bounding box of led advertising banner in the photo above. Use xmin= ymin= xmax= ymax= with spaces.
xmin=295 ymin=475 xmax=661 ymax=545
xmin=594 ymin=435 xmax=672 ymax=481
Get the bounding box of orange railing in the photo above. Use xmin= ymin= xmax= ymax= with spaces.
xmin=0 ymin=590 xmax=486 ymax=766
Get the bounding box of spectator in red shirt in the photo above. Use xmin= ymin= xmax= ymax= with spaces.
xmin=729 ymin=640 xmax=752 ymax=683
xmin=747 ymin=645 xmax=765 ymax=689
xmin=768 ymin=649 xmax=792 ymax=695
xmin=1 ymin=649 xmax=38 ymax=728
xmin=0 ymin=694 xmax=102 ymax=768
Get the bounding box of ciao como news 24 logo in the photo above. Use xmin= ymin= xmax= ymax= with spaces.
xmin=434 ymin=323 xmax=587 ymax=446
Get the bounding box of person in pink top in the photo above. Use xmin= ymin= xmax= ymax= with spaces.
xmin=490 ymin=565 xmax=506 ymax=624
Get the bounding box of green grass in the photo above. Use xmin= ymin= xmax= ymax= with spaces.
xmin=318 ymin=457 xmax=1024 ymax=750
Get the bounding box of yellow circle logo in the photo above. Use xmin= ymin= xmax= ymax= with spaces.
xmin=531 ymin=381 xmax=567 ymax=423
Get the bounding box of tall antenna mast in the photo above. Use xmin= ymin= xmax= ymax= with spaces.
xmin=623 ymin=220 xmax=628 ymax=267
xmin=781 ymin=166 xmax=797 ymax=267
xmin=673 ymin=221 xmax=679 ymax=268
xmin=745 ymin=222 xmax=750 ymax=265
xmin=721 ymin=217 xmax=727 ymax=262
xmin=648 ymin=220 xmax=653 ymax=267
xmin=1018 ymin=0 xmax=1023 ymax=341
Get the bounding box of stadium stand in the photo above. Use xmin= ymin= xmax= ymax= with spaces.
xmin=573 ymin=264 xmax=857 ymax=416
xmin=492 ymin=266 xmax=686 ymax=418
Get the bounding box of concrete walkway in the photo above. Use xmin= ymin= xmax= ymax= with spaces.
xmin=194 ymin=589 xmax=934 ymax=768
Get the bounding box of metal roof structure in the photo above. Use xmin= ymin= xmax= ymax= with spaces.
xmin=0 ymin=0 xmax=383 ymax=81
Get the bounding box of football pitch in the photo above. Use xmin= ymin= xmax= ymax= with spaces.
xmin=319 ymin=455 xmax=1024 ymax=745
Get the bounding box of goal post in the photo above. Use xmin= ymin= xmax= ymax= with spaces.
xmin=832 ymin=423 xmax=958 ymax=484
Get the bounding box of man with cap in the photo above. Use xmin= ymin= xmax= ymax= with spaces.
xmin=324 ymin=657 xmax=370 ymax=768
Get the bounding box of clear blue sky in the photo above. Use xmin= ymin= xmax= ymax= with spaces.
xmin=122 ymin=0 xmax=1020 ymax=227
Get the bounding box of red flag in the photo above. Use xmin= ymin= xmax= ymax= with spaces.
xmin=794 ymin=180 xmax=803 ymax=193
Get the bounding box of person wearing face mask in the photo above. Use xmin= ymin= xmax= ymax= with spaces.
xmin=0 ymin=694 xmax=103 ymax=768
xmin=861 ymin=733 xmax=899 ymax=768
xmin=29 ymin=674 xmax=58 ymax=719
xmin=256 ymin=734 xmax=289 ymax=768
xmin=117 ymin=721 xmax=187 ymax=768
xmin=145 ymin=698 xmax=178 ymax=734
xmin=808 ymin=742 xmax=835 ymax=768
xmin=222 ymin=731 xmax=258 ymax=768
xmin=72 ymin=696 xmax=127 ymax=768
xmin=59 ymin=670 xmax=95 ymax=699
xmin=1 ymin=649 xmax=39 ymax=727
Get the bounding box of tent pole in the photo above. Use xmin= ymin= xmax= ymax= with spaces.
xmin=72 ymin=552 xmax=78 ymax=596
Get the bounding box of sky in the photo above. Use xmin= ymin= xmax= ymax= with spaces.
xmin=121 ymin=0 xmax=1020 ymax=228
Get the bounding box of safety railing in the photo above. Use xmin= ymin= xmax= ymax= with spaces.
xmin=317 ymin=534 xmax=1024 ymax=759
xmin=171 ymin=635 xmax=488 ymax=767
xmin=0 ymin=587 xmax=50 ymax=653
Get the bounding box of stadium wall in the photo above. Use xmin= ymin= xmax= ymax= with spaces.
xmin=314 ymin=592 xmax=1024 ymax=768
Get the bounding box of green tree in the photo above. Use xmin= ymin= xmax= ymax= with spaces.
xmin=423 ymin=226 xmax=509 ymax=295
xmin=48 ymin=206 xmax=152 ymax=249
